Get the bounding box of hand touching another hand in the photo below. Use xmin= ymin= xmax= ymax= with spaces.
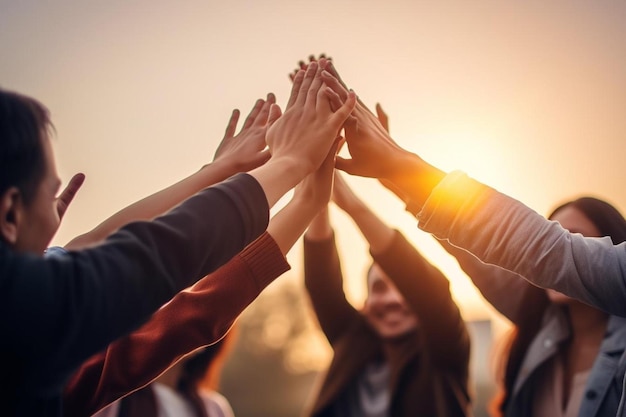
xmin=266 ymin=59 xmax=356 ymax=178
xmin=211 ymin=94 xmax=274 ymax=173
xmin=320 ymin=61 xmax=445 ymax=208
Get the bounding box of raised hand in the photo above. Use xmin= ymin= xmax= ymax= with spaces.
xmin=265 ymin=59 xmax=356 ymax=177
xmin=319 ymin=64 xmax=407 ymax=181
xmin=211 ymin=94 xmax=274 ymax=172
xmin=56 ymin=173 xmax=85 ymax=220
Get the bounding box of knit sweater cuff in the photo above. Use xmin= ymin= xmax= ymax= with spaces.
xmin=240 ymin=232 xmax=290 ymax=291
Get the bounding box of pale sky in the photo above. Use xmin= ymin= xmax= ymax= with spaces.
xmin=2 ymin=0 xmax=626 ymax=331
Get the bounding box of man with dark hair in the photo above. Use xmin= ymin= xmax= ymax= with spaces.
xmin=0 ymin=90 xmax=50 ymax=205
xmin=0 ymin=61 xmax=356 ymax=416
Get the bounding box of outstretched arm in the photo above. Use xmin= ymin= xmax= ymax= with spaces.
xmin=248 ymin=59 xmax=355 ymax=208
xmin=438 ymin=239 xmax=545 ymax=324
xmin=321 ymin=61 xmax=626 ymax=317
xmin=65 ymin=96 xmax=274 ymax=250
xmin=62 ymin=137 xmax=341 ymax=417
xmin=304 ymin=205 xmax=362 ymax=345
xmin=332 ymin=173 xmax=469 ymax=368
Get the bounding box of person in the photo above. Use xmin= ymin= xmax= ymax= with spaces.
xmin=0 ymin=60 xmax=356 ymax=416
xmin=62 ymin=94 xmax=275 ymax=251
xmin=440 ymin=197 xmax=626 ymax=417
xmin=62 ymin=115 xmax=344 ymax=417
xmin=317 ymin=58 xmax=626 ymax=319
xmin=303 ymin=172 xmax=470 ymax=417
xmin=92 ymin=332 xmax=237 ymax=417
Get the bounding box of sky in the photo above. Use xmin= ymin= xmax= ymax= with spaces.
xmin=2 ymin=0 xmax=626 ymax=332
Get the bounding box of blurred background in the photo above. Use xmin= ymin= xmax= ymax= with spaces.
xmin=2 ymin=1 xmax=626 ymax=415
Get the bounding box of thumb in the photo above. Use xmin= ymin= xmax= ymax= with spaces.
xmin=335 ymin=156 xmax=358 ymax=175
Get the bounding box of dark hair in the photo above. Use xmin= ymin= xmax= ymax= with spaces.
xmin=493 ymin=196 xmax=626 ymax=416
xmin=119 ymin=335 xmax=232 ymax=417
xmin=549 ymin=197 xmax=626 ymax=245
xmin=0 ymin=88 xmax=51 ymax=205
xmin=176 ymin=333 xmax=235 ymax=417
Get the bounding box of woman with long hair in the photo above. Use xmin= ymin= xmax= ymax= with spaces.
xmin=443 ymin=197 xmax=626 ymax=417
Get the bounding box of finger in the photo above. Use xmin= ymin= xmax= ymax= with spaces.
xmin=335 ymin=156 xmax=358 ymax=175
xmin=56 ymin=173 xmax=85 ymax=219
xmin=298 ymin=60 xmax=307 ymax=70
xmin=321 ymin=71 xmax=349 ymax=101
xmin=286 ymin=70 xmax=305 ymax=110
xmin=323 ymin=60 xmax=348 ymax=90
xmin=305 ymin=64 xmax=325 ymax=110
xmin=242 ymin=98 xmax=265 ymax=130
xmin=254 ymin=93 xmax=275 ymax=126
xmin=324 ymin=61 xmax=368 ymax=108
xmin=330 ymin=91 xmax=357 ymax=126
xmin=375 ymin=103 xmax=389 ymax=133
xmin=296 ymin=61 xmax=318 ymax=107
xmin=321 ymin=86 xmax=344 ymax=113
xmin=267 ymin=103 xmax=282 ymax=127
xmin=224 ymin=109 xmax=240 ymax=138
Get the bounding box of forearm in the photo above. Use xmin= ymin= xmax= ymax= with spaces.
xmin=63 ymin=233 xmax=288 ymax=417
xmin=343 ymin=202 xmax=394 ymax=255
xmin=438 ymin=239 xmax=532 ymax=323
xmin=4 ymin=173 xmax=269 ymax=384
xmin=65 ymin=159 xmax=238 ymax=249
xmin=384 ymin=151 xmax=446 ymax=215
xmin=419 ymin=171 xmax=626 ymax=316
xmin=268 ymin=197 xmax=321 ymax=256
xmin=305 ymin=205 xmax=332 ymax=241
xmin=303 ymin=232 xmax=359 ymax=343
xmin=248 ymin=157 xmax=308 ymax=209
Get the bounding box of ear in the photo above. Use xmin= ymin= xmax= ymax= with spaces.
xmin=0 ymin=187 xmax=23 ymax=246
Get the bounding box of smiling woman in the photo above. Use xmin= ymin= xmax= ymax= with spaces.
xmin=3 ymin=2 xmax=626 ymax=416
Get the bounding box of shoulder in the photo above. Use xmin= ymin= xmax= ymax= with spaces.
xmin=199 ymin=390 xmax=235 ymax=417
xmin=152 ymin=383 xmax=196 ymax=417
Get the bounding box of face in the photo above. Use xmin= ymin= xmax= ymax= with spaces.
xmin=13 ymin=135 xmax=62 ymax=254
xmin=545 ymin=205 xmax=602 ymax=304
xmin=363 ymin=263 xmax=419 ymax=340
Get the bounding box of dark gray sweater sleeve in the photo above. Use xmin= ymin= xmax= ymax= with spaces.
xmin=0 ymin=172 xmax=268 ymax=392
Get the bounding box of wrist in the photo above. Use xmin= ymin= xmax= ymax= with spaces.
xmin=386 ymin=152 xmax=445 ymax=212
xmin=305 ymin=207 xmax=332 ymax=241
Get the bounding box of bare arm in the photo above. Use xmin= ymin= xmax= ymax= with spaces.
xmin=62 ymin=135 xmax=342 ymax=417
xmin=332 ymin=173 xmax=469 ymax=368
xmin=248 ymin=59 xmax=356 ymax=208
xmin=65 ymin=96 xmax=275 ymax=250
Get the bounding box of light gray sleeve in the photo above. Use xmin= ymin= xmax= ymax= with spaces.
xmin=418 ymin=171 xmax=626 ymax=317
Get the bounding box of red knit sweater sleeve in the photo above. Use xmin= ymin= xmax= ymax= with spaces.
xmin=62 ymin=232 xmax=289 ymax=417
